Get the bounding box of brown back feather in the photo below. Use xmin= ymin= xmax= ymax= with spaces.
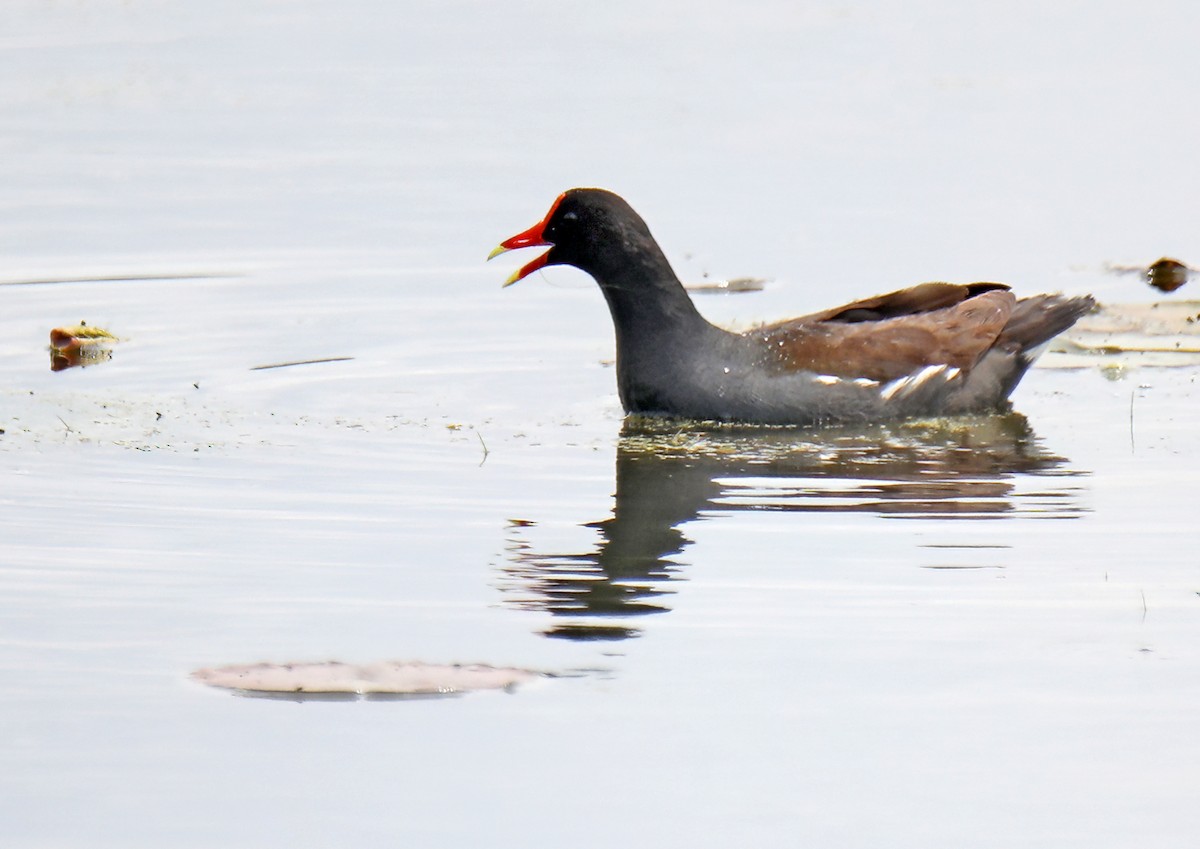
xmin=747 ymin=285 xmax=1016 ymax=382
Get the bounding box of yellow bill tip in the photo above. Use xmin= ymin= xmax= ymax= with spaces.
xmin=487 ymin=244 xmax=509 ymax=261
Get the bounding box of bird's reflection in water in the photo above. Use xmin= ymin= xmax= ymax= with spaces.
xmin=499 ymin=413 xmax=1086 ymax=641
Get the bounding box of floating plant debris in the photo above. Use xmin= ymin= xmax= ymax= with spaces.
xmin=191 ymin=660 xmax=543 ymax=699
xmin=250 ymin=356 xmax=355 ymax=371
xmin=1146 ymin=258 xmax=1191 ymax=293
xmin=685 ymin=276 xmax=768 ymax=293
xmin=1106 ymin=257 xmax=1193 ymax=293
xmin=49 ymin=322 xmax=119 ymax=371
xmin=1 ymin=271 xmax=237 ymax=287
xmin=1050 ymin=300 xmax=1200 ymax=367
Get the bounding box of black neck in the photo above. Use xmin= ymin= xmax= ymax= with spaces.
xmin=588 ymin=243 xmax=712 ymax=346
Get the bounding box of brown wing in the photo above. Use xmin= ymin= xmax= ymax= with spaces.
xmin=747 ymin=284 xmax=1016 ymax=382
xmin=799 ymin=281 xmax=1011 ymax=323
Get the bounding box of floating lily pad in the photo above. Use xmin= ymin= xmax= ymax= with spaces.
xmin=191 ymin=660 xmax=543 ymax=699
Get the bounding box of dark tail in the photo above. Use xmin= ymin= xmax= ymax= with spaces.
xmin=947 ymin=293 xmax=1096 ymax=413
xmin=999 ymin=294 xmax=1096 ymax=354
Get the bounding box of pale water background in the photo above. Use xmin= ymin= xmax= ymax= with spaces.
xmin=2 ymin=2 xmax=1200 ymax=847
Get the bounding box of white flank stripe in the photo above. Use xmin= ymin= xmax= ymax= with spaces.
xmin=879 ymin=364 xmax=957 ymax=401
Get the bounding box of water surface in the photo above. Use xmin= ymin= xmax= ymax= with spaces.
xmin=3 ymin=3 xmax=1200 ymax=848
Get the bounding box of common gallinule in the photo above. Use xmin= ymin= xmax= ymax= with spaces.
xmin=489 ymin=188 xmax=1094 ymax=425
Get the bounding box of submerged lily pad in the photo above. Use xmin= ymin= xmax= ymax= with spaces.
xmin=191 ymin=660 xmax=542 ymax=699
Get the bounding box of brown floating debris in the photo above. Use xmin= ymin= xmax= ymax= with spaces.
xmin=1106 ymin=257 xmax=1193 ymax=292
xmin=191 ymin=660 xmax=542 ymax=698
xmin=49 ymin=322 xmax=119 ymax=371
xmin=49 ymin=323 xmax=118 ymax=348
xmin=1146 ymin=257 xmax=1190 ymax=293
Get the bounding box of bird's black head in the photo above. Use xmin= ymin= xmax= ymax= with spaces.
xmin=489 ymin=188 xmax=656 ymax=285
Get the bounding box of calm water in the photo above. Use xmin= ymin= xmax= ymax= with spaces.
xmin=3 ymin=2 xmax=1200 ymax=847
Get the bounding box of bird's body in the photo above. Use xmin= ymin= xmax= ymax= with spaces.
xmin=490 ymin=188 xmax=1094 ymax=426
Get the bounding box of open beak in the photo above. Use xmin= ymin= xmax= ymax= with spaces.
xmin=487 ymin=222 xmax=551 ymax=287
xmin=489 ymin=194 xmax=568 ymax=286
